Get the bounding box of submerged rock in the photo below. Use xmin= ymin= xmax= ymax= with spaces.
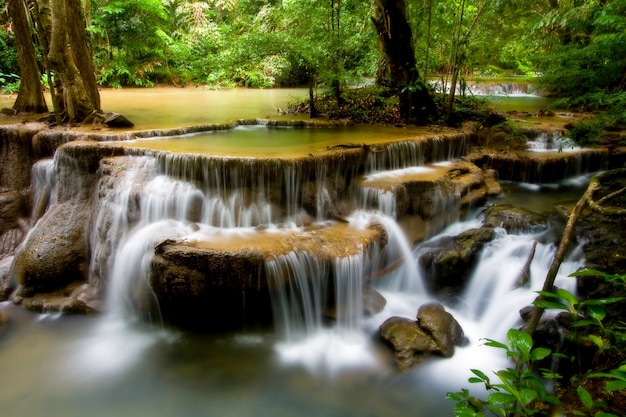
xmin=483 ymin=204 xmax=548 ymax=233
xmin=380 ymin=302 xmax=465 ymax=370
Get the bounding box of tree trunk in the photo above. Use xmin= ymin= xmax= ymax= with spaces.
xmin=8 ymin=0 xmax=48 ymax=113
xmin=371 ymin=0 xmax=439 ymax=124
xmin=46 ymin=0 xmax=100 ymax=123
xmin=308 ymin=72 xmax=318 ymax=118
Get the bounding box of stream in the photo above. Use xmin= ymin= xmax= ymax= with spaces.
xmin=0 ymin=87 xmax=584 ymax=417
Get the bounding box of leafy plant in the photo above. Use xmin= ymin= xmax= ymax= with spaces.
xmin=447 ymin=328 xmax=559 ymax=417
xmin=0 ymin=72 xmax=19 ymax=93
xmin=590 ymin=362 xmax=626 ymax=393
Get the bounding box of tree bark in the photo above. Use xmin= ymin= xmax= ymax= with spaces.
xmin=46 ymin=0 xmax=100 ymax=123
xmin=8 ymin=0 xmax=48 ymax=113
xmin=371 ymin=0 xmax=439 ymax=124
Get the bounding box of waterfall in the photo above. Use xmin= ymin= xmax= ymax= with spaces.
xmin=75 ymin=126 xmax=587 ymax=378
xmin=266 ymin=251 xmax=329 ymax=341
xmin=30 ymin=159 xmax=56 ymax=223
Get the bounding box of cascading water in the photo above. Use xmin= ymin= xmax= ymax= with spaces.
xmin=87 ymin=125 xmax=584 ymax=379
xmin=2 ymin=92 xmax=603 ymax=417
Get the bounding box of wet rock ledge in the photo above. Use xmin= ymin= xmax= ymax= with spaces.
xmin=0 ymin=120 xmax=617 ymax=332
xmin=150 ymin=222 xmax=387 ymax=330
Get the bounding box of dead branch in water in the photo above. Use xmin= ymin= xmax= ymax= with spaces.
xmin=516 ymin=240 xmax=537 ymax=288
xmin=526 ymin=168 xmax=626 ymax=335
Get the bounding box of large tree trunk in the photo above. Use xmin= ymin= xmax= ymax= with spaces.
xmin=8 ymin=0 xmax=48 ymax=113
xmin=371 ymin=0 xmax=439 ymax=124
xmin=46 ymin=0 xmax=100 ymax=123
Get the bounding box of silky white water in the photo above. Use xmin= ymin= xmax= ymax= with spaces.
xmin=0 ymin=89 xmax=591 ymax=416
xmin=0 ymin=178 xmax=586 ymax=417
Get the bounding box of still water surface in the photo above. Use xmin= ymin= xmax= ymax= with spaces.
xmin=0 ymin=86 xmax=554 ymax=128
xmin=0 ymin=88 xmax=307 ymax=128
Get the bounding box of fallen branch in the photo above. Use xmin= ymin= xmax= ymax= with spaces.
xmin=515 ymin=240 xmax=537 ymax=288
xmin=526 ymin=168 xmax=626 ymax=334
xmin=326 ymin=143 xmax=384 ymax=153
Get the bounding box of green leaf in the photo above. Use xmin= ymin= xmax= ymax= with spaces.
xmin=481 ymin=338 xmax=508 ymax=350
xmin=586 ymin=304 xmax=607 ymax=321
xmin=530 ymin=347 xmax=551 ymax=361
xmin=583 ymin=297 xmax=626 ymax=306
xmin=470 ymin=369 xmax=488 ymax=381
xmin=593 ymin=412 xmax=620 ymax=417
xmin=569 ymin=268 xmax=607 ymax=278
xmin=533 ymin=299 xmax=569 ymax=311
xmin=507 ymin=328 xmax=532 ymax=356
xmin=605 ymin=380 xmax=626 ymax=392
xmin=453 ymin=402 xmax=484 ymax=417
xmin=572 ymin=318 xmax=602 ymax=328
xmin=486 ymin=392 xmax=517 ymax=406
xmin=446 ymin=391 xmax=465 ymax=401
xmin=577 ymin=386 xmax=594 ymax=409
xmin=518 ymin=388 xmax=538 ymax=406
xmin=556 ymin=287 xmax=579 ymax=307
xmin=583 ymin=334 xmax=607 ymax=349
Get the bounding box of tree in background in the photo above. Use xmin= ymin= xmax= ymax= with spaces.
xmin=7 ymin=0 xmax=47 ymax=113
xmin=371 ymin=0 xmax=438 ymax=124
xmin=43 ymin=0 xmax=101 ymax=122
xmin=4 ymin=0 xmax=101 ymax=122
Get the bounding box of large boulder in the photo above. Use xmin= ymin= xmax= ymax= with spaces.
xmin=149 ymin=222 xmax=388 ymax=331
xmin=419 ymin=226 xmax=496 ymax=296
xmin=10 ymin=201 xmax=90 ymax=295
xmin=416 ymin=302 xmax=465 ymax=357
xmin=380 ymin=302 xmax=465 ymax=370
xmin=380 ymin=316 xmax=434 ymax=370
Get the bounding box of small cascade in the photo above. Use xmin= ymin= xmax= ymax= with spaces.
xmin=421 ymin=219 xmax=582 ymax=341
xmin=527 ymin=132 xmax=579 ymax=153
xmin=365 ymin=137 xmax=468 ymax=173
xmin=266 ymin=252 xmax=329 ymax=341
xmin=430 ymin=80 xmax=537 ymax=97
xmin=30 ymin=159 xmax=56 ymax=223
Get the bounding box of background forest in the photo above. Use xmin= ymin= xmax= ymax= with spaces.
xmin=0 ymin=0 xmax=625 ymax=118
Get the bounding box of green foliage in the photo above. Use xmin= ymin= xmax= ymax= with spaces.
xmin=451 ymin=268 xmax=626 ymax=416
xmin=590 ymin=362 xmax=626 ymax=394
xmin=0 ymin=30 xmax=18 ymax=84
xmin=537 ymin=0 xmax=626 ymax=115
xmin=564 ymin=117 xmax=610 ymax=146
xmin=89 ymin=0 xmax=170 ymax=87
xmin=0 ymin=72 xmax=19 ymax=94
xmin=447 ymin=328 xmax=559 ymax=417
